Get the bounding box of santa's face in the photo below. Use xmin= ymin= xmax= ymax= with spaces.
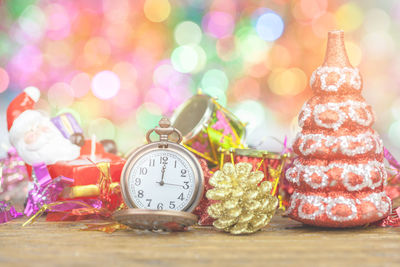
xmin=23 ymin=124 xmax=51 ymax=147
xmin=10 ymin=111 xmax=80 ymax=165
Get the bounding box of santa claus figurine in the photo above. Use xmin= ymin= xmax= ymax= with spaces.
xmin=7 ymin=87 xmax=81 ymax=166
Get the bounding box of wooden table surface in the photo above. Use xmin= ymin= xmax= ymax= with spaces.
xmin=1 ymin=212 xmax=399 ymax=267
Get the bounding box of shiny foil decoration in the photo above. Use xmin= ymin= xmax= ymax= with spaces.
xmin=0 ymin=147 xmax=30 ymax=201
xmin=23 ymin=162 xmax=122 ymax=225
xmin=193 ymin=159 xmax=217 ymax=226
xmin=286 ymin=31 xmax=391 ymax=227
xmin=383 ymin=148 xmax=400 ymax=201
xmin=206 ymin=162 xmax=278 ymax=234
xmin=374 ymin=207 xmax=400 ymax=227
xmin=24 ymin=163 xmax=73 ymax=217
xmin=0 ymin=201 xmax=22 ymax=224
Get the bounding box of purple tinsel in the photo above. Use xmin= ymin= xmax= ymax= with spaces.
xmin=24 ymin=163 xmax=73 ymax=217
xmin=0 ymin=201 xmax=22 ymax=224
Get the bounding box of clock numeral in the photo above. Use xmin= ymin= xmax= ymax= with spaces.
xmin=135 ymin=178 xmax=141 ymax=186
xmin=178 ymin=193 xmax=184 ymax=201
xmin=160 ymin=156 xmax=168 ymax=165
xmin=183 ymin=181 xmax=189 ymax=190
xmin=149 ymin=159 xmax=155 ymax=167
xmin=181 ymin=169 xmax=187 ymax=177
xmin=139 ymin=167 xmax=148 ymax=175
xmin=169 ymin=201 xmax=176 ymax=209
xmin=174 ymin=160 xmax=177 ymax=168
xmin=157 ymin=203 xmax=164 ymax=210
xmin=146 ymin=199 xmax=152 ymax=207
xmin=138 ymin=190 xmax=144 ymax=198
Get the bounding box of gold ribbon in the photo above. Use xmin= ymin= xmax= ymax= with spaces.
xmin=62 ymin=183 xmax=120 ymax=199
xmin=22 ymin=200 xmax=99 ymax=227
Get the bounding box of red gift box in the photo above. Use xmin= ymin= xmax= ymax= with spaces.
xmin=47 ymin=140 xmax=126 ymax=186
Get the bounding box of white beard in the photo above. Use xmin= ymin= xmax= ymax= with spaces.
xmin=10 ymin=111 xmax=80 ymax=165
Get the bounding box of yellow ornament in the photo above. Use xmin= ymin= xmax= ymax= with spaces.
xmin=206 ymin=162 xmax=278 ymax=235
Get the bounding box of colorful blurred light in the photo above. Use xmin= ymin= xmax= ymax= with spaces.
xmin=144 ymin=0 xmax=171 ymax=23
xmin=364 ymin=9 xmax=390 ymax=33
xmin=91 ymin=71 xmax=121 ymax=100
xmin=47 ymin=82 xmax=74 ymax=108
xmin=361 ymin=32 xmax=394 ymax=61
xmin=256 ymin=11 xmax=284 ymax=41
xmin=216 ymin=36 xmax=238 ymax=61
xmin=300 ymin=0 xmax=328 ymax=20
xmin=237 ymin=28 xmax=270 ymax=63
xmin=335 ymin=2 xmax=363 ymax=32
xmin=153 ymin=63 xmax=176 ymax=86
xmin=88 ymin=117 xmax=116 ymax=140
xmin=233 ymin=100 xmax=266 ymax=133
xmin=174 ymin=21 xmax=202 ymax=45
xmin=201 ymin=69 xmax=229 ymax=92
xmin=11 ymin=45 xmax=42 ymax=74
xmin=113 ymin=89 xmax=139 ymax=110
xmin=84 ymin=37 xmax=111 ymax=67
xmin=18 ymin=5 xmax=46 ymax=41
xmin=145 ymin=87 xmax=171 ymax=113
xmin=202 ymin=11 xmax=235 ymax=39
xmin=45 ymin=4 xmax=71 ymax=40
xmin=112 ymin=62 xmax=138 ymax=90
xmin=136 ymin=103 xmax=162 ymax=129
xmin=345 ymin=41 xmax=362 ymax=66
xmin=71 ymin=73 xmax=91 ymax=98
xmin=0 ymin=68 xmax=10 ymax=93
xmin=268 ymin=68 xmax=307 ymax=96
xmin=233 ymin=77 xmax=260 ymax=100
xmin=389 ymin=120 xmax=400 ymax=148
xmin=0 ymin=0 xmax=399 ymax=157
xmin=171 ymin=45 xmax=199 ymax=73
xmin=44 ymin=41 xmax=73 ymax=68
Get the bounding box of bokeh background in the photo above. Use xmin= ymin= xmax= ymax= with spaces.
xmin=0 ymin=0 xmax=399 ymax=157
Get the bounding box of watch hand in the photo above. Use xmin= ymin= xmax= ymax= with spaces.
xmin=156 ymin=181 xmax=183 ymax=188
xmin=159 ymin=165 xmax=166 ymax=186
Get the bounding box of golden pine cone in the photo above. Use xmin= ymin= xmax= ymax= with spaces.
xmin=206 ymin=162 xmax=278 ymax=235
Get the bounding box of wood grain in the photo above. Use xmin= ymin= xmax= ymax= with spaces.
xmin=1 ymin=213 xmax=399 ymax=267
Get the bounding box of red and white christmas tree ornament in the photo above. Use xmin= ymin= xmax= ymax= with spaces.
xmin=286 ymin=31 xmax=391 ymax=227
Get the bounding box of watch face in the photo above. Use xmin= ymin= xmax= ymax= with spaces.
xmin=127 ymin=149 xmax=196 ymax=211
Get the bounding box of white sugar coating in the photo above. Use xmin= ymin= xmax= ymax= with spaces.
xmin=286 ymin=158 xmax=387 ymax=191
xmin=298 ymin=99 xmax=374 ymax=131
xmin=287 ymin=191 xmax=391 ymax=222
xmin=295 ymin=130 xmax=383 ymax=157
xmin=310 ymin=66 xmax=361 ymax=92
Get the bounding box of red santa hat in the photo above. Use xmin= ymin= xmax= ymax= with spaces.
xmin=7 ymin=87 xmax=40 ymax=132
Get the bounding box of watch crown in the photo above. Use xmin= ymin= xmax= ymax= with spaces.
xmin=146 ymin=117 xmax=183 ymax=146
xmin=159 ymin=117 xmax=171 ymax=128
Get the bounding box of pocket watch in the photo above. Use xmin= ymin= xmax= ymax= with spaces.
xmin=114 ymin=118 xmax=204 ymax=231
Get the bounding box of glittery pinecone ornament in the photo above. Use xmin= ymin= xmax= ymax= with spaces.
xmin=286 ymin=31 xmax=391 ymax=227
xmin=206 ymin=162 xmax=278 ymax=234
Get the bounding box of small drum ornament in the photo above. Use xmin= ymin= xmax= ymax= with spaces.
xmin=171 ymin=94 xmax=246 ymax=165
